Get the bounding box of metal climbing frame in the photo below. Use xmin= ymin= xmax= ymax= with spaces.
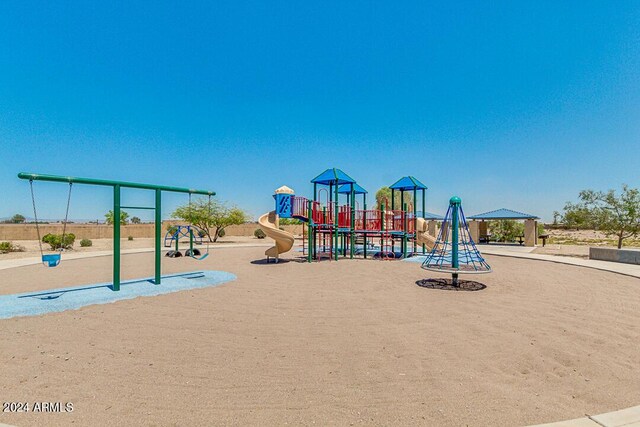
xmin=18 ymin=172 xmax=215 ymax=291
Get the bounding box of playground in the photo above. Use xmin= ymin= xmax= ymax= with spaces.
xmin=2 ymin=243 xmax=640 ymax=426
xmin=0 ymin=170 xmax=639 ymax=426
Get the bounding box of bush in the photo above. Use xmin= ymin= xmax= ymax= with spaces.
xmin=0 ymin=241 xmax=24 ymax=253
xmin=538 ymin=223 xmax=546 ymax=236
xmin=218 ymin=228 xmax=225 ymax=238
xmin=197 ymin=229 xmax=207 ymax=238
xmin=128 ymin=236 xmax=134 ymax=241
xmin=80 ymin=238 xmax=93 ymax=247
xmin=488 ymin=220 xmax=523 ymax=242
xmin=254 ymin=228 xmax=266 ymax=239
xmin=42 ymin=233 xmax=76 ymax=250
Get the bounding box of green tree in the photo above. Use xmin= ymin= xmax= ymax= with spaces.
xmin=488 ymin=220 xmax=524 ymax=242
xmin=561 ymin=202 xmax=595 ymax=230
xmin=564 ymin=185 xmax=640 ymax=249
xmin=375 ymin=187 xmax=413 ymax=209
xmin=131 ymin=216 xmax=141 ymax=224
xmin=105 ymin=210 xmax=130 ymax=225
xmin=172 ymin=197 xmax=247 ymax=242
xmin=10 ymin=214 xmax=26 ymax=224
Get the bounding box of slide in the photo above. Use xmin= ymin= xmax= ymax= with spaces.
xmin=258 ymin=211 xmax=295 ymax=262
xmin=416 ymin=217 xmax=437 ymax=250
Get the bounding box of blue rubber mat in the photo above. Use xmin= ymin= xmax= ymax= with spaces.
xmin=0 ymin=270 xmax=236 ymax=320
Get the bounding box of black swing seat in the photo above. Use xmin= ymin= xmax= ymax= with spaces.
xmin=165 ymin=250 xmax=183 ymax=258
xmin=185 ymin=249 xmax=201 ymax=257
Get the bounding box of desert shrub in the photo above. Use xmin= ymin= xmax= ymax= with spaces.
xmin=197 ymin=229 xmax=207 ymax=238
xmin=488 ymin=220 xmax=523 ymax=242
xmin=0 ymin=241 xmax=25 ymax=253
xmin=254 ymin=228 xmax=266 ymax=239
xmin=217 ymin=228 xmax=225 ymax=238
xmin=80 ymin=238 xmax=93 ymax=247
xmin=128 ymin=235 xmax=134 ymax=241
xmin=42 ymin=233 xmax=76 ymax=250
xmin=537 ymin=223 xmax=546 ymax=236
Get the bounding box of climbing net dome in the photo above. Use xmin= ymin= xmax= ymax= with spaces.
xmin=422 ymin=196 xmax=491 ymax=275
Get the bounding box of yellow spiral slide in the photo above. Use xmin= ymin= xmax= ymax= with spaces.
xmin=258 ymin=211 xmax=295 ymax=263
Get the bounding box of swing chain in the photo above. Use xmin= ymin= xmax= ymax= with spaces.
xmin=29 ymin=180 xmax=73 ymax=257
xmin=29 ymin=180 xmax=44 ymax=258
xmin=60 ymin=183 xmax=73 ymax=252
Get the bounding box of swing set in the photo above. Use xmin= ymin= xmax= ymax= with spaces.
xmin=20 ymin=172 xmax=215 ymax=291
xmin=164 ymin=193 xmax=211 ymax=260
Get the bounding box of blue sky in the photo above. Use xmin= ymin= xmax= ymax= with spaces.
xmin=1 ymin=1 xmax=639 ymax=222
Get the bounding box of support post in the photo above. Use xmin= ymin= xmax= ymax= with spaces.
xmin=363 ymin=202 xmax=367 ymax=259
xmin=403 ymin=202 xmax=408 ymax=258
xmin=307 ymin=200 xmax=313 ymax=263
xmin=113 ymin=185 xmax=121 ymax=291
xmin=451 ymin=197 xmax=460 ymax=286
xmin=413 ymin=188 xmax=417 ymax=254
xmin=334 ymin=182 xmax=339 ymax=261
xmin=350 ymin=184 xmax=355 ymax=259
xmin=155 ymin=189 xmax=162 ymax=284
xmin=422 ymin=188 xmax=426 ymax=254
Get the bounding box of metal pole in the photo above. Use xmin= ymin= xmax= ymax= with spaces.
xmin=403 ymin=202 xmax=408 ymax=258
xmin=363 ymin=202 xmax=367 ymax=259
xmin=155 ymin=189 xmax=162 ymax=284
xmin=334 ymin=182 xmax=339 ymax=261
xmin=422 ymin=188 xmax=426 ymax=254
xmin=307 ymin=200 xmax=313 ymax=263
xmin=350 ymin=184 xmax=355 ymax=259
xmin=113 ymin=185 xmax=121 ymax=291
xmin=451 ymin=196 xmax=460 ymax=286
xmin=413 ymin=187 xmax=417 ymax=254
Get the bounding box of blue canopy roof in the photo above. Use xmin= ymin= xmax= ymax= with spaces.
xmin=389 ymin=176 xmax=428 ymax=191
xmin=420 ymin=211 xmax=444 ymax=220
xmin=311 ymin=168 xmax=357 ymax=185
xmin=337 ymin=183 xmax=367 ymax=194
xmin=467 ymin=208 xmax=539 ymax=220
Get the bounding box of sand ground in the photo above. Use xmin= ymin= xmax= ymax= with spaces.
xmin=0 ymin=246 xmax=639 ymax=426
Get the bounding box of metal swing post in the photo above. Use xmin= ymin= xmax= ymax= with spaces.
xmin=155 ymin=189 xmax=162 ymax=285
xmin=113 ymin=184 xmax=121 ymax=291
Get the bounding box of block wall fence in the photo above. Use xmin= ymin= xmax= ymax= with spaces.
xmin=0 ymin=223 xmax=303 ymax=241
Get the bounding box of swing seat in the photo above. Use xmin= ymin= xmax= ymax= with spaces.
xmin=42 ymin=254 xmax=61 ymax=268
xmin=192 ymin=253 xmax=209 ymax=261
xmin=185 ymin=249 xmax=209 ymax=261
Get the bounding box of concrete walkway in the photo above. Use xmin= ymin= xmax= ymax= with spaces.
xmin=481 ymin=247 xmax=640 ymax=279
xmin=530 ymin=404 xmax=640 ymax=426
xmin=0 ymin=243 xmax=273 ymax=271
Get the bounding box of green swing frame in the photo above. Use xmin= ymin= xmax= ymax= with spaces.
xmin=20 ymin=172 xmax=215 ymax=291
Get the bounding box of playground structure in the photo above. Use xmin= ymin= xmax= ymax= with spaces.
xmin=164 ymin=225 xmax=204 ymax=249
xmin=422 ymin=196 xmax=491 ymax=286
xmin=19 ymin=172 xmax=215 ymax=290
xmin=164 ymin=225 xmax=210 ymax=260
xmin=257 ymin=185 xmax=296 ymax=263
xmin=259 ymin=169 xmax=440 ymax=262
